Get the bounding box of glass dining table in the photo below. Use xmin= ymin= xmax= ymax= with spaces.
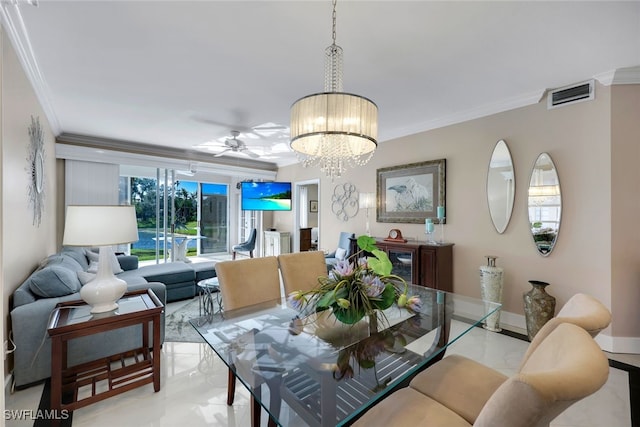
xmin=190 ymin=285 xmax=501 ymax=427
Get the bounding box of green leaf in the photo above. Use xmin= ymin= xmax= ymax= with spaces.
xmin=316 ymin=290 xmax=336 ymax=308
xmin=368 ymin=249 xmax=392 ymax=276
xmin=357 ymin=235 xmax=378 ymax=252
xmin=333 ymin=306 xmax=366 ymax=324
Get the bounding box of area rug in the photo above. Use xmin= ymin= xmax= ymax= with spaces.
xmin=164 ymin=296 xmax=215 ymax=343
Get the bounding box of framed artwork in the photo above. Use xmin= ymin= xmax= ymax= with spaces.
xmin=376 ymin=159 xmax=446 ymax=224
xmin=310 ymin=200 xmax=318 ymax=213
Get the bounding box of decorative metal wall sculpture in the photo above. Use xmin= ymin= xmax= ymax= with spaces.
xmin=331 ymin=182 xmax=359 ymax=221
xmin=27 ymin=116 xmax=45 ymax=227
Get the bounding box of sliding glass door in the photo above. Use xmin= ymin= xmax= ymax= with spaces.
xmin=200 ymin=183 xmax=228 ymax=254
xmin=121 ymin=166 xmax=229 ymax=262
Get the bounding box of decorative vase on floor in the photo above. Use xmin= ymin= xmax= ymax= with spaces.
xmin=523 ymin=280 xmax=556 ymax=341
xmin=479 ymin=255 xmax=503 ymax=332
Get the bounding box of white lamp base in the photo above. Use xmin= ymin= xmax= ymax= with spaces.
xmin=81 ymin=246 xmax=127 ymax=313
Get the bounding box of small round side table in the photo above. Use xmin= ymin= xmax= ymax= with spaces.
xmin=196 ymin=277 xmax=221 ymax=319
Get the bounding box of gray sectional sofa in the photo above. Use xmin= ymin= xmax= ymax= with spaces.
xmin=10 ymin=246 xmax=216 ymax=388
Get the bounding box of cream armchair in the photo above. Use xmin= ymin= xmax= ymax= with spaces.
xmin=520 ymin=292 xmax=611 ymax=366
xmin=353 ymin=323 xmax=610 ymax=427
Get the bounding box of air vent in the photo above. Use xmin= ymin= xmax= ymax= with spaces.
xmin=548 ymin=80 xmax=594 ymax=109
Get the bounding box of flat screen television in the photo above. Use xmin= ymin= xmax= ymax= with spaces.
xmin=241 ymin=181 xmax=292 ymax=211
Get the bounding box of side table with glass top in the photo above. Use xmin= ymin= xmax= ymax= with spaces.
xmin=47 ymin=289 xmax=163 ymax=416
xmin=197 ymin=277 xmax=222 ymax=319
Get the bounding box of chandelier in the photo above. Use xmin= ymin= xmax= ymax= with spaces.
xmin=290 ymin=0 xmax=378 ymax=180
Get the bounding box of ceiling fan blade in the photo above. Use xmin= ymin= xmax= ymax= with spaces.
xmin=214 ymin=148 xmax=232 ymax=157
xmin=193 ymin=116 xmax=254 ymax=133
xmin=243 ymin=149 xmax=260 ymax=159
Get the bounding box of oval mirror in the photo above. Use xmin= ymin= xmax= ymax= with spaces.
xmin=528 ymin=152 xmax=561 ymax=256
xmin=487 ymin=140 xmax=515 ymax=233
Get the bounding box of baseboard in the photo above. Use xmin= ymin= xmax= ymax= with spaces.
xmin=497 ymin=310 xmax=640 ymax=354
xmin=595 ymin=334 xmax=640 ymax=354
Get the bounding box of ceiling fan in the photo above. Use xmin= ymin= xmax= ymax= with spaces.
xmin=214 ymin=131 xmax=260 ymax=159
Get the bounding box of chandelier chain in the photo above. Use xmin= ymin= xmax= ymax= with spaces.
xmin=332 ymin=0 xmax=337 ymax=46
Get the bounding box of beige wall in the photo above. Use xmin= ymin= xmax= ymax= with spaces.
xmin=276 ymin=83 xmax=640 ymax=348
xmin=2 ymin=28 xmax=57 ymax=377
xmin=610 ymin=85 xmax=640 ymax=338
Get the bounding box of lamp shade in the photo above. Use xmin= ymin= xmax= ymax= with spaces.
xmin=359 ymin=192 xmax=376 ymax=209
xmin=63 ymin=205 xmax=138 ymax=246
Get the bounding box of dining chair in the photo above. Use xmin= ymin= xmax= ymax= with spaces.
xmin=353 ymin=323 xmax=610 ymax=427
xmin=278 ymin=251 xmax=327 ymax=295
xmin=214 ymin=256 xmax=281 ymax=427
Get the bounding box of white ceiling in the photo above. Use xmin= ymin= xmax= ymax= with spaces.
xmin=4 ymin=1 xmax=640 ymax=168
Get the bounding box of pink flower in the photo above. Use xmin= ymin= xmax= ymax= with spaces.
xmin=362 ymin=275 xmax=385 ymax=297
xmin=287 ymin=291 xmax=306 ymax=311
xmin=331 ymin=260 xmax=354 ymax=278
xmin=357 ymin=257 xmax=369 ymax=269
xmin=406 ymin=295 xmax=422 ymax=312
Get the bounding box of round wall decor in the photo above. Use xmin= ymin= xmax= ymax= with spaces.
xmin=331 ymin=182 xmax=359 ymax=221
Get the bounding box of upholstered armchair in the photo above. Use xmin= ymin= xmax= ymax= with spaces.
xmin=232 ymin=228 xmax=257 ymax=260
xmin=353 ymin=323 xmax=610 ymax=427
xmin=325 ymin=231 xmax=355 ymax=271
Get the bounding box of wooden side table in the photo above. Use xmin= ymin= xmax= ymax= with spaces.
xmin=47 ymin=289 xmax=163 ymax=415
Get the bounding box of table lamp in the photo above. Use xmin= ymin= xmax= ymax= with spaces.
xmin=62 ymin=205 xmax=139 ymax=313
xmin=359 ymin=192 xmax=376 ymax=236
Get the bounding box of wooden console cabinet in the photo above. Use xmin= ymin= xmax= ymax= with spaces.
xmin=417 ymin=243 xmax=453 ymax=292
xmin=350 ymin=238 xmax=454 ymax=292
xmin=300 ymin=227 xmax=313 ymax=251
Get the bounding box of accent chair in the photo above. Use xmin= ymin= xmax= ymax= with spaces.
xmin=232 ymin=228 xmax=257 ymax=260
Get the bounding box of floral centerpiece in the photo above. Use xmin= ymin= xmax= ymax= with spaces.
xmin=288 ymin=235 xmax=422 ymax=325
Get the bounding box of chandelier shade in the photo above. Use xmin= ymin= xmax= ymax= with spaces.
xmin=290 ymin=92 xmax=378 ymax=156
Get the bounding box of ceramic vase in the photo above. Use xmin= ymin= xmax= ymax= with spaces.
xmin=479 ymin=256 xmax=503 ymax=332
xmin=523 ymin=280 xmax=556 ymax=341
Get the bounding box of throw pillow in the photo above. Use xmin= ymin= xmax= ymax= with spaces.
xmin=335 ymin=247 xmax=347 ymax=261
xmin=85 ymin=248 xmax=124 ymax=275
xmin=77 ymin=270 xmax=96 ymax=285
xmin=61 ymin=246 xmax=90 ymax=270
xmin=29 ymin=265 xmax=82 ymax=298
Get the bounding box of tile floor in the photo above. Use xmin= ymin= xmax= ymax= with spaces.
xmin=5 ymin=310 xmax=637 ymax=427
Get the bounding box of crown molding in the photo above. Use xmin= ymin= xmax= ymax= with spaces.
xmin=389 ymin=89 xmax=546 ymax=139
xmin=595 ymin=66 xmax=640 ymax=86
xmin=0 ymin=1 xmax=60 ymax=134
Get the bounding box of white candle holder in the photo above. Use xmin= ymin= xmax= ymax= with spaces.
xmin=438 ymin=217 xmax=445 ymax=243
